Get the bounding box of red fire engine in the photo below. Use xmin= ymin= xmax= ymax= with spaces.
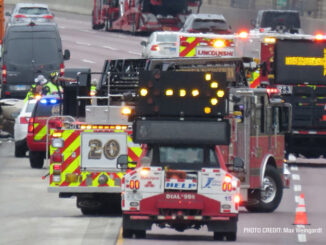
xmin=92 ymin=0 xmax=202 ymax=33
xmin=235 ymin=32 xmax=326 ymax=159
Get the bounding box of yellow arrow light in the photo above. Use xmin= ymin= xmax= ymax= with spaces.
xmin=285 ymin=48 xmax=326 ymax=75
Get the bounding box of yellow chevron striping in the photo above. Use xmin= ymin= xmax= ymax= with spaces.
xmin=34 ymin=125 xmax=46 ymax=140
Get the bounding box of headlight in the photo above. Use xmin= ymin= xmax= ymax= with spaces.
xmin=51 ymin=138 xmax=64 ymax=148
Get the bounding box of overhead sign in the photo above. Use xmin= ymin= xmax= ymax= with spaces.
xmin=274 ymin=39 xmax=326 ymax=84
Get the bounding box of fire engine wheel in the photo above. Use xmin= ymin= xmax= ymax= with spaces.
xmin=213 ymin=232 xmax=236 ymax=241
xmin=246 ymin=166 xmax=283 ymax=213
xmin=29 ymin=151 xmax=44 ymax=169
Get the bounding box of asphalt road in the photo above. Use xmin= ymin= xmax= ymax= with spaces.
xmin=1 ymin=10 xmax=326 ymax=245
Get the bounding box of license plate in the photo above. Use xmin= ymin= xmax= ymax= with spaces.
xmin=277 ymin=85 xmax=293 ymax=94
xmin=164 ymin=47 xmax=176 ymax=52
xmin=196 ymin=47 xmax=234 ymax=57
xmin=11 ymin=85 xmax=29 ymax=91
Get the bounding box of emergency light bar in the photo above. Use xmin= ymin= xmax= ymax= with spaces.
xmin=136 ymin=71 xmax=228 ymax=118
xmin=133 ymin=120 xmax=230 ymax=145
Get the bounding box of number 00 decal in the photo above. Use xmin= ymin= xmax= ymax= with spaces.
xmin=88 ymin=139 xmax=120 ymax=160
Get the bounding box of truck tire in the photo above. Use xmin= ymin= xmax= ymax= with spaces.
xmin=213 ymin=232 xmax=224 ymax=241
xmin=81 ymin=207 xmax=98 ymax=215
xmin=135 ymin=230 xmax=146 ymax=239
xmin=15 ymin=141 xmax=26 ymax=158
xmin=225 ymin=232 xmax=237 ymax=241
xmin=122 ymin=214 xmax=136 ymax=238
xmin=29 ymin=151 xmax=44 ymax=168
xmin=246 ymin=165 xmax=283 ymax=212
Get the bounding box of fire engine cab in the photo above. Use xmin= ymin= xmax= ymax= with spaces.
xmin=92 ymin=0 xmax=202 ymax=33
xmin=119 ymin=70 xmax=240 ymax=240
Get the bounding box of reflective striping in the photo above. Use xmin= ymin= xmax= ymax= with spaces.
xmin=50 ymin=128 xmax=142 ymax=188
xmin=249 ymin=70 xmax=261 ymax=88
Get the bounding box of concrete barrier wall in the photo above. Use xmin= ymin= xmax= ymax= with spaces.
xmin=5 ymin=0 xmax=326 ymax=33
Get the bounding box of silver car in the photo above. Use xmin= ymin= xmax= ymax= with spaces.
xmin=141 ymin=32 xmax=179 ymax=58
xmin=6 ymin=3 xmax=54 ymax=25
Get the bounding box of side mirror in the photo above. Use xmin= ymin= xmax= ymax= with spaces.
xmin=233 ymin=157 xmax=244 ymax=169
xmin=117 ymin=155 xmax=128 ymax=170
xmin=63 ymin=49 xmax=70 ymax=60
xmin=140 ymin=40 xmax=147 ymax=46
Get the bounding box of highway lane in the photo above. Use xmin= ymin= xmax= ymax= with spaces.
xmin=1 ymin=9 xmax=326 ymax=245
xmin=1 ymin=137 xmax=325 ymax=244
xmin=54 ymin=11 xmax=144 ymax=72
xmin=0 ymin=140 xmax=121 ymax=245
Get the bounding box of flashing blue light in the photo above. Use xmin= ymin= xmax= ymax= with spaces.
xmin=40 ymin=99 xmax=47 ymax=104
xmin=50 ymin=99 xmax=57 ymax=104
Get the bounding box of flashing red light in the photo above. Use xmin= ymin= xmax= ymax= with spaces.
xmin=234 ymin=194 xmax=241 ymax=204
xmin=259 ymin=28 xmax=265 ymax=33
xmin=238 ymin=31 xmax=249 ymax=39
xmin=20 ymin=117 xmax=29 ymax=124
xmin=267 ymin=87 xmax=280 ymax=95
xmin=60 ymin=63 xmax=64 ymax=76
xmin=53 ymin=164 xmax=61 ymax=171
xmin=130 ymin=180 xmax=135 ymax=189
xmin=135 ymin=180 xmax=140 ymax=189
xmin=151 ymin=44 xmax=160 ymax=51
xmin=2 ymin=64 xmax=7 ymax=84
xmin=315 ymin=33 xmax=324 ymax=41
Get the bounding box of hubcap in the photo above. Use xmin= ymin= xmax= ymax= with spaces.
xmin=261 ymin=176 xmax=276 ymax=203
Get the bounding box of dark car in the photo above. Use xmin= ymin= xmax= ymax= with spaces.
xmin=251 ymin=10 xmax=303 ymax=34
xmin=180 ymin=14 xmax=232 ymax=34
xmin=1 ymin=22 xmax=70 ymax=99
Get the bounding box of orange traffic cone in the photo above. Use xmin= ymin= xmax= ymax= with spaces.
xmin=294 ymin=193 xmax=308 ymax=225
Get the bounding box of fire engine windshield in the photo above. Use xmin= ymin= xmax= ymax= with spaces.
xmin=142 ymin=0 xmax=188 ymax=16
xmin=147 ymin=145 xmax=220 ymax=170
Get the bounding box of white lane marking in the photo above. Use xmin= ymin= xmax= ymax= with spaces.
xmin=291 ymin=166 xmax=298 ymax=171
xmin=103 ymin=45 xmax=118 ymax=51
xmin=297 ymin=233 xmax=307 ymax=243
xmin=128 ymin=51 xmax=141 ymax=55
xmin=81 ymin=59 xmax=96 ymax=64
xmin=58 ymin=26 xmax=66 ymax=29
xmin=80 ymin=29 xmax=94 ymax=33
xmin=294 ymin=185 xmax=302 ymax=192
xmin=295 ymin=195 xmax=300 ymax=203
xmin=76 ymin=41 xmax=91 ymax=46
xmin=292 ymin=174 xmax=300 ymax=181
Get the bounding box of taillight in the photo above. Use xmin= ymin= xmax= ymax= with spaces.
xmin=222 ymin=174 xmax=232 ymax=192
xmin=267 ymin=87 xmax=280 ymax=95
xmin=129 ymin=179 xmax=140 ymax=189
xmin=51 ymin=152 xmax=63 ymax=163
xmin=20 ymin=117 xmax=28 ymax=124
xmin=60 ymin=63 xmax=64 ymax=76
xmin=52 ymin=164 xmax=62 ymax=182
xmin=130 ymin=180 xmax=135 ymax=189
xmin=43 ymin=15 xmax=54 ymax=19
xmin=151 ymin=44 xmax=160 ymax=51
xmin=135 ymin=180 xmax=140 ymax=189
xmin=2 ymin=64 xmax=7 ymax=84
xmin=14 ymin=14 xmax=27 ymax=18
xmin=28 ymin=118 xmax=34 ymax=133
